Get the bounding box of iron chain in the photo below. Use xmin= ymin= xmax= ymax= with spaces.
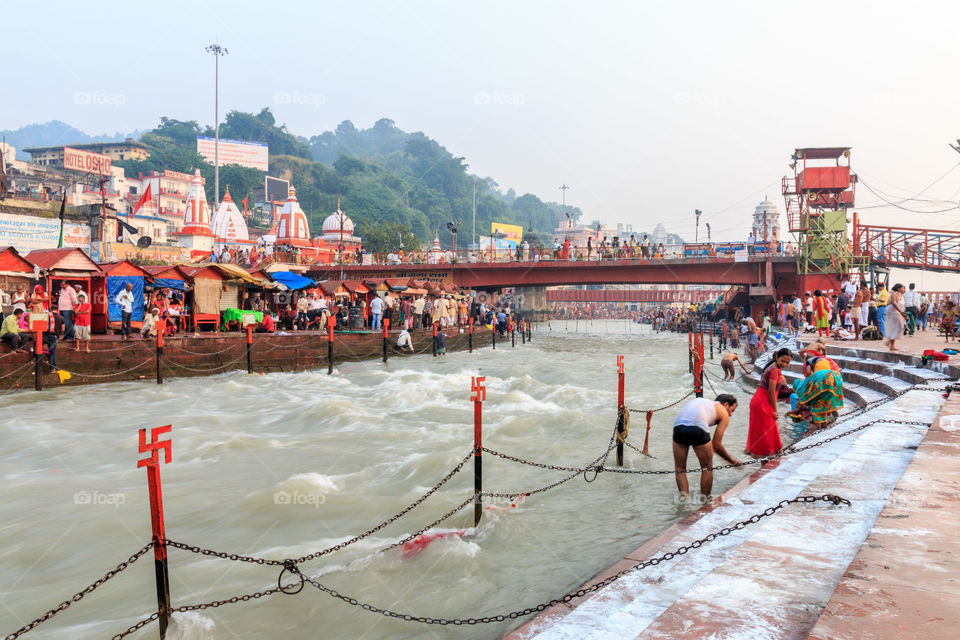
xmin=297 ymin=494 xmax=851 ymax=625
xmin=4 ymin=540 xmax=154 ymax=640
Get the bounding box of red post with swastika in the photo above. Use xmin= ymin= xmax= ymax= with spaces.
xmin=471 ymin=376 xmax=486 ymax=526
xmin=138 ymin=425 xmax=172 ymax=639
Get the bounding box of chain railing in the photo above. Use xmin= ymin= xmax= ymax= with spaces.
xmin=4 ymin=541 xmax=155 ymax=640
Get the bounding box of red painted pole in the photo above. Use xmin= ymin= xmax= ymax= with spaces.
xmin=471 ymin=376 xmax=485 ymax=526
xmin=382 ymin=317 xmax=390 ymax=363
xmin=34 ymin=328 xmax=42 ymax=391
xmin=432 ymin=321 xmax=438 ymax=357
xmin=156 ymin=322 xmax=164 ymax=385
xmin=246 ymin=325 xmax=253 ymax=374
xmin=138 ymin=425 xmax=173 ymax=640
xmin=327 ymin=316 xmax=335 ymax=374
xmin=616 ymin=355 xmax=625 ymax=466
xmin=694 ymin=333 xmax=704 ymax=398
xmin=642 ymin=410 xmax=653 ymax=455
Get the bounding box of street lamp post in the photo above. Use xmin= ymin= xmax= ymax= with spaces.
xmin=447 ymin=218 xmax=462 ymax=261
xmin=338 ymin=208 xmax=345 ymax=282
xmin=205 ymin=43 xmax=228 ymax=206
xmin=695 ymin=209 xmax=702 ymax=244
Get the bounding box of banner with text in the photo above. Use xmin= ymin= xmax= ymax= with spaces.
xmin=0 ymin=213 xmax=90 ymax=253
xmin=197 ymin=137 xmax=269 ymax=171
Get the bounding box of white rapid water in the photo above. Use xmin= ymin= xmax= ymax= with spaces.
xmin=1 ymin=321 xmax=756 ymax=640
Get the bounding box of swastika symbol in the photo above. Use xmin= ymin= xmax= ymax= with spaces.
xmin=138 ymin=425 xmax=172 ymax=468
xmin=617 ymin=355 xmax=624 ymax=374
xmin=471 ymin=376 xmax=486 ymax=403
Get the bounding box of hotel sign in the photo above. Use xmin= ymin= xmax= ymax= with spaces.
xmin=63 ymin=146 xmax=112 ymax=176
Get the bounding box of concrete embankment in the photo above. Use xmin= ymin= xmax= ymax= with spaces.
xmin=506 ymin=339 xmax=958 ymax=640
xmin=0 ymin=327 xmax=497 ymax=390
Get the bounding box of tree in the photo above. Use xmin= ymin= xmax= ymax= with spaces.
xmin=355 ymin=220 xmax=421 ymax=254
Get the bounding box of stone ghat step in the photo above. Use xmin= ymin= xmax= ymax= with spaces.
xmin=739 ymin=368 xmax=886 ymax=408
xmin=827 ymin=354 xmax=950 ymax=385
xmin=507 ymin=389 xmax=946 ymax=640
xmin=824 ymin=345 xmax=959 ymax=379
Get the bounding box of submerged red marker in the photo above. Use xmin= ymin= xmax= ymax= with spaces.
xmin=401 ymin=530 xmax=466 ymax=558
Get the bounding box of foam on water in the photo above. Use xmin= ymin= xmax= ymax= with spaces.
xmin=1 ymin=323 xmax=764 ymax=640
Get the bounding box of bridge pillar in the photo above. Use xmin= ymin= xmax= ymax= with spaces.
xmin=514 ymin=286 xmax=548 ymax=321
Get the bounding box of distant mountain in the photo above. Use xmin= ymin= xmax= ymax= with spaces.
xmin=0 ymin=121 xmax=141 ymax=159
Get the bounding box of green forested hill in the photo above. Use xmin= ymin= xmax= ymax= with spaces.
xmin=114 ymin=109 xmax=582 ymax=252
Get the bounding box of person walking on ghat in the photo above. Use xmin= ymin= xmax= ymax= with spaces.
xmin=883 ymin=283 xmax=908 ymax=351
xmin=672 ymin=394 xmax=740 ymax=498
xmin=115 ymin=283 xmax=135 ymax=340
xmin=720 ymin=352 xmax=750 ymax=381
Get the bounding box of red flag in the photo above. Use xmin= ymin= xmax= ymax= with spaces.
xmin=132 ymin=183 xmax=153 ymax=217
xmin=242 ymin=195 xmax=248 ymax=219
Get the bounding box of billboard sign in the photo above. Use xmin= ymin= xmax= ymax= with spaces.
xmin=0 ymin=213 xmax=90 ymax=253
xmin=197 ymin=137 xmax=269 ymax=171
xmin=491 ymin=222 xmax=523 ymax=243
xmin=265 ymin=176 xmax=289 ymax=202
xmin=63 ymin=146 xmax=112 ymax=176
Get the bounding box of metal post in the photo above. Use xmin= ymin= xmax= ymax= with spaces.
xmin=471 ymin=376 xmax=485 ymax=526
xmin=246 ymin=325 xmax=253 ymax=374
xmin=382 ymin=318 xmax=389 ymax=363
xmin=138 ymin=425 xmax=173 ymax=640
xmin=710 ymin=328 xmax=714 ymax=359
xmin=688 ymin=331 xmax=693 ymax=373
xmin=491 ymin=323 xmax=496 ymax=350
xmin=521 ymin=318 xmax=526 ymax=344
xmin=34 ymin=329 xmax=42 ymax=391
xmin=616 ymin=355 xmax=625 ymax=466
xmin=432 ymin=321 xmax=438 ymax=357
xmin=527 ymin=319 xmax=531 ymax=342
xmin=511 ymin=326 xmax=515 ymax=347
xmin=694 ymin=333 xmax=704 ymax=398
xmin=327 ymin=316 xmax=335 ymax=374
xmin=468 ymin=317 xmax=473 ymax=353
xmin=156 ymin=326 xmax=164 ymax=385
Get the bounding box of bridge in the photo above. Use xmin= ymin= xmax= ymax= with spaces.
xmin=545 ymin=288 xmax=727 ymax=304
xmin=853 ymin=213 xmax=960 ymax=273
xmin=308 ymin=255 xmax=799 ymax=298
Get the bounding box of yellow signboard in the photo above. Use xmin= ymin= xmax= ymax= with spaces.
xmin=491 ymin=222 xmax=523 ymax=243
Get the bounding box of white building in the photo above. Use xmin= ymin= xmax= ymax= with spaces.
xmin=752 ymin=197 xmax=781 ymax=243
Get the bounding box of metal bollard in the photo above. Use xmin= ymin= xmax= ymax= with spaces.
xmin=382 ymin=318 xmax=390 ymax=363
xmin=327 ymin=317 xmax=335 ymax=374
xmin=246 ymin=325 xmax=253 ymax=375
xmin=156 ymin=325 xmax=164 ymax=385
xmin=616 ymin=355 xmax=625 ymax=466
xmin=471 ymin=376 xmax=485 ymax=526
xmin=468 ymin=317 xmax=474 ymax=353
xmin=137 ymin=426 xmax=173 ymax=640
xmin=34 ymin=328 xmax=43 ymax=391
xmin=432 ymin=322 xmax=438 ymax=357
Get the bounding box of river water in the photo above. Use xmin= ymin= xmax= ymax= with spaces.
xmin=1 ymin=320 xmax=757 ymax=640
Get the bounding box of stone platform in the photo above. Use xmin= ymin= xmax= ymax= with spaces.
xmin=505 ymin=339 xmax=959 ymax=640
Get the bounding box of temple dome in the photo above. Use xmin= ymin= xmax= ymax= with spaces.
xmin=322 ymin=203 xmax=354 ymax=235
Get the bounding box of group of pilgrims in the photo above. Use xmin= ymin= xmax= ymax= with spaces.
xmin=671 ymin=338 xmax=843 ymax=500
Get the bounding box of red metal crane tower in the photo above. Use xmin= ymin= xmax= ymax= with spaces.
xmin=782 ymin=147 xmax=868 ymax=292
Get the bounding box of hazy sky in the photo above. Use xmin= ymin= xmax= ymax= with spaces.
xmin=6 ymin=0 xmax=960 ymax=270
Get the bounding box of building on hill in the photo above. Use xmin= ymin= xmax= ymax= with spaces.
xmin=23 ymin=140 xmax=149 ymax=167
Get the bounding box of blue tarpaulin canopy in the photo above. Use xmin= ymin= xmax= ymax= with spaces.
xmin=152 ymin=277 xmax=189 ymax=291
xmin=270 ymin=271 xmax=315 ymax=290
xmin=107 ymin=276 xmax=144 ymax=322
